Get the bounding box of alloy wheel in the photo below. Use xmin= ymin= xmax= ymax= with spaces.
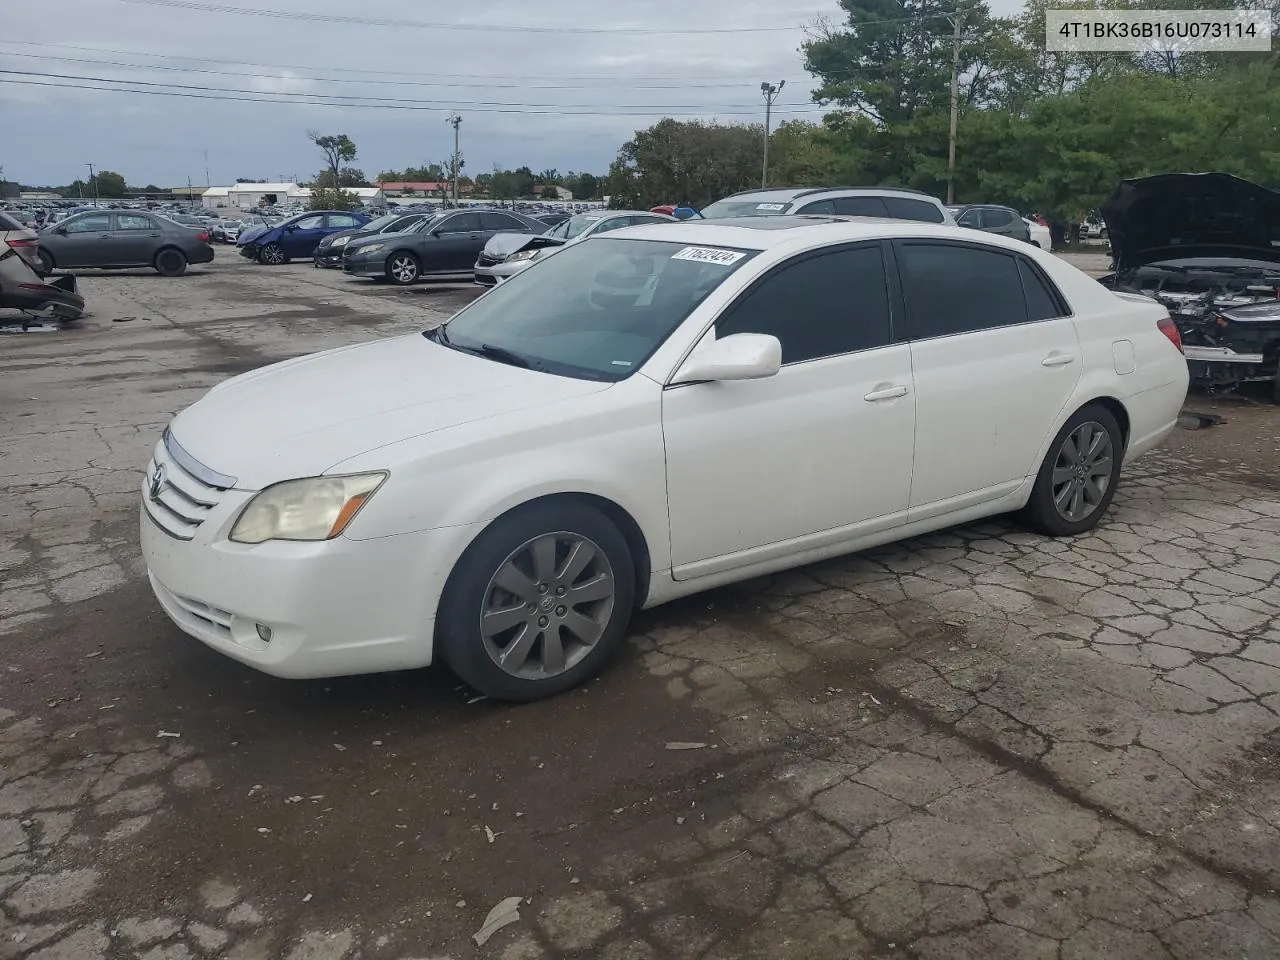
xmin=479 ymin=532 xmax=616 ymax=680
xmin=390 ymin=255 xmax=418 ymax=283
xmin=1051 ymin=421 xmax=1113 ymax=522
xmin=261 ymin=244 xmax=284 ymax=264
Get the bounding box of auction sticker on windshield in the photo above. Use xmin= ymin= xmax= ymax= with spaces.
xmin=671 ymin=246 xmax=746 ymax=265
xmin=756 ymin=203 xmax=787 ymax=211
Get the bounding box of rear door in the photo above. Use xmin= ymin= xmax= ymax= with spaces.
xmin=892 ymin=240 xmax=1081 ymax=519
xmin=111 ymin=213 xmax=162 ymax=264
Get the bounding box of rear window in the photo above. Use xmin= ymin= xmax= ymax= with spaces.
xmin=701 ymin=199 xmax=796 ymax=218
xmin=0 ymin=212 xmax=23 ymax=230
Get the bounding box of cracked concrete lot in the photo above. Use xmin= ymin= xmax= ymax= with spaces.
xmin=2 ymin=254 xmax=1280 ymax=959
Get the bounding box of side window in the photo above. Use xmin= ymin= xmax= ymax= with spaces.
xmin=832 ymin=197 xmax=889 ymax=217
xmin=955 ymin=209 xmax=981 ymax=228
xmin=480 ymin=213 xmax=523 ymax=231
xmin=716 ymin=246 xmax=892 ymax=364
xmin=896 ymin=242 xmax=1028 ymax=339
xmin=883 ymin=197 xmax=945 ymax=223
xmin=1018 ymin=259 xmax=1068 ymax=321
xmin=65 ymin=214 xmax=112 ymax=234
xmin=115 ymin=214 xmax=154 ymax=231
xmin=294 ymin=215 xmax=325 ymax=230
xmin=797 ymin=199 xmax=836 ymax=215
xmin=627 ymin=215 xmax=667 ymax=226
xmin=983 ymin=207 xmax=1013 ymax=227
xmin=327 ymin=214 xmax=361 ymax=228
xmin=437 ymin=213 xmax=481 ymax=233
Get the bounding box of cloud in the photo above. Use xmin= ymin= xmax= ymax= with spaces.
xmin=0 ymin=0 xmax=1029 ymax=186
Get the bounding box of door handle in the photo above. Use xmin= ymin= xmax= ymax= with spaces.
xmin=1042 ymin=353 xmax=1075 ymax=367
xmin=99 ymin=234 xmax=112 ymax=239
xmin=864 ymin=384 xmax=909 ymax=402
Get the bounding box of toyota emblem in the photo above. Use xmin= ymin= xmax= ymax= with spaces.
xmin=148 ymin=464 xmax=165 ymax=502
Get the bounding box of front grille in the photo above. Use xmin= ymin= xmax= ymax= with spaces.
xmin=475 ymin=275 xmax=497 ymax=287
xmin=142 ymin=431 xmax=231 ymax=540
xmin=476 ymin=253 xmax=503 ymax=267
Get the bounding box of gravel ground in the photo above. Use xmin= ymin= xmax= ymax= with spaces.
xmin=1 ymin=255 xmax=1279 ymax=960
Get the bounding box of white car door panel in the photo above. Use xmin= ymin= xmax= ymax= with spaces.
xmin=662 ymin=243 xmax=916 ymax=577
xmin=893 ymin=240 xmax=1082 ymax=514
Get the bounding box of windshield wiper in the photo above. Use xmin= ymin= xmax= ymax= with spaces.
xmin=475 ymin=343 xmax=533 ymax=369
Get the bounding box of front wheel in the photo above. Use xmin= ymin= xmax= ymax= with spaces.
xmin=386 ymin=252 xmax=420 ymax=285
xmin=257 ymin=242 xmax=287 ymax=265
xmin=154 ymin=248 xmax=187 ymax=277
xmin=437 ymin=502 xmax=636 ymax=702
xmin=1021 ymin=404 xmax=1124 ymax=537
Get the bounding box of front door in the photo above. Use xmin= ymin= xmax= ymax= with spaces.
xmin=431 ymin=212 xmax=484 ymax=271
xmin=281 ymin=214 xmax=327 ymax=258
xmin=892 ymin=239 xmax=1082 ymax=518
xmin=111 ymin=213 xmax=162 ymax=264
xmin=662 ymin=243 xmax=916 ymax=577
xmin=57 ymin=213 xmax=115 ymax=266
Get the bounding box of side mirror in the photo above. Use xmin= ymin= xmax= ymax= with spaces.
xmin=671 ymin=333 xmax=782 ymax=385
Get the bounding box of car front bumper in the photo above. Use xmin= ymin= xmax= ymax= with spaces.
xmin=473 ymin=259 xmax=531 ymax=287
xmin=140 ymin=482 xmax=487 ymax=679
xmin=314 ymin=248 xmax=346 ymax=268
xmin=238 ymin=243 xmax=258 ymax=260
xmin=342 ymin=254 xmax=386 ymax=277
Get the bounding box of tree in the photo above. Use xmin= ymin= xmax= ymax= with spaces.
xmin=562 ymin=171 xmax=602 ymax=200
xmin=308 ymin=187 xmax=361 ymax=211
xmin=607 ymin=119 xmax=762 ymax=209
xmin=307 ymin=132 xmax=358 ymax=185
xmin=314 ymin=167 xmax=369 ymax=188
xmin=91 ymin=170 xmax=127 ymax=198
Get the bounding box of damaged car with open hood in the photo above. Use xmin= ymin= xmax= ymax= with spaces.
xmin=1097 ymin=173 xmax=1280 ymax=399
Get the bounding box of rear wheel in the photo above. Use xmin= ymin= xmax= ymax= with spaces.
xmin=1021 ymin=404 xmax=1123 ymax=536
xmin=387 ymin=252 xmax=420 ymax=285
xmin=437 ymin=502 xmax=636 ymax=702
xmin=154 ymin=248 xmax=187 ymax=277
xmin=258 ymin=242 xmax=287 ymax=265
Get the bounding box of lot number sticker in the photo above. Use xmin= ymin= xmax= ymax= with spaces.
xmin=756 ymin=203 xmax=787 ymax=211
xmin=671 ymin=246 xmax=745 ymax=266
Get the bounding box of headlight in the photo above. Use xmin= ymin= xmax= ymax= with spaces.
xmin=331 ymin=235 xmax=351 ymax=247
xmin=357 ymin=242 xmax=385 ymax=255
xmin=504 ymin=249 xmax=541 ymax=264
xmin=229 ymin=473 xmax=387 ymax=544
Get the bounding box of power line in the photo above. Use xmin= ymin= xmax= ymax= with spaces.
xmin=0 ymin=39 xmax=806 ymax=83
xmin=1 ymin=76 xmax=828 ymax=118
xmin=0 ymin=68 xmax=815 ymax=111
xmin=0 ymin=50 xmax=806 ymax=91
xmin=115 ymin=0 xmax=809 ymax=34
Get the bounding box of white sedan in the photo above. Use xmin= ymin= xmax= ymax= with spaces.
xmin=1024 ymin=217 xmax=1052 ymax=251
xmin=140 ymin=217 xmax=1188 ymax=701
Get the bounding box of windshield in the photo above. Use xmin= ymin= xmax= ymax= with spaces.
xmin=364 ymin=214 xmax=402 ymax=232
xmin=407 ymin=215 xmax=444 ymax=233
xmin=701 ymin=199 xmax=794 ymax=218
xmin=435 ymin=238 xmax=757 ymax=381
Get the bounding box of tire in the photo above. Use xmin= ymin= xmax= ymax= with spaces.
xmin=1021 ymin=404 xmax=1124 ymax=537
xmin=437 ymin=501 xmax=636 ymax=702
xmin=154 ymin=248 xmax=187 ymax=277
xmin=386 ymin=251 xmax=420 ymax=285
xmin=257 ymin=242 xmax=287 ymax=265
xmin=37 ymin=250 xmax=55 ymax=275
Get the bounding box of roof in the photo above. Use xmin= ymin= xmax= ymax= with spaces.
xmin=377 ymin=181 xmax=454 ymax=191
xmin=228 ymin=182 xmax=298 ymax=193
xmin=345 ymin=187 xmax=384 ymax=197
xmin=607 ymin=215 xmax=1009 ymax=252
xmin=202 ymin=186 xmax=231 ymax=197
xmin=718 ymin=185 xmax=938 ymax=201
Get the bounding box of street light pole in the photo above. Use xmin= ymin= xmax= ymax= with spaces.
xmin=87 ymin=163 xmax=98 ymax=205
xmin=760 ymin=80 xmax=784 ymax=189
xmin=946 ymin=8 xmax=964 ymax=205
xmin=446 ymin=114 xmax=462 ymax=206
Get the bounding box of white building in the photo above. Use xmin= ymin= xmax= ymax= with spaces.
xmin=202 ymin=186 xmax=231 ymax=209
xmin=225 ymin=182 xmax=299 ymax=210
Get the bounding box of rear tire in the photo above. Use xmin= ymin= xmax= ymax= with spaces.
xmin=154 ymin=248 xmax=187 ymax=277
xmin=1020 ymin=404 xmax=1124 ymax=537
xmin=437 ymin=501 xmax=636 ymax=702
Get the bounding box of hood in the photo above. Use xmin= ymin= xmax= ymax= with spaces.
xmin=167 ymin=334 xmax=610 ymax=489
xmin=347 ymin=228 xmax=418 ymax=253
xmin=237 ymin=224 xmax=272 ymax=245
xmin=317 ymin=227 xmax=367 ymax=248
xmin=481 ymin=232 xmax=548 ymax=259
xmin=1102 ymin=173 xmax=1280 ymax=271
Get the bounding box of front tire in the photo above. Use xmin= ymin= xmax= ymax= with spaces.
xmin=1021 ymin=404 xmax=1123 ymax=536
xmin=386 ymin=252 xmax=420 ymax=285
xmin=258 ymin=242 xmax=287 ymax=265
xmin=154 ymin=248 xmax=187 ymax=277
xmin=437 ymin=502 xmax=636 ymax=702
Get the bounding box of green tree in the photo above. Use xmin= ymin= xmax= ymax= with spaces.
xmin=308 ymin=187 xmax=361 ymax=211
xmin=91 ymin=170 xmax=127 ymax=198
xmin=607 ymin=119 xmax=762 ymax=209
xmin=307 ymin=132 xmax=358 ymax=185
xmin=314 ymin=167 xmax=369 ymax=188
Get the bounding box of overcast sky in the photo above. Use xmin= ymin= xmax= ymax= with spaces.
xmin=2 ymin=0 xmax=1025 ymax=188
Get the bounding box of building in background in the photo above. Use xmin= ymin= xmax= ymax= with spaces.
xmin=202 ymin=185 xmax=231 ymax=209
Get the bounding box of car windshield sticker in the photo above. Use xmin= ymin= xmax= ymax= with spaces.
xmin=755 ymin=202 xmax=787 ymax=211
xmin=671 ymin=246 xmax=746 ymax=265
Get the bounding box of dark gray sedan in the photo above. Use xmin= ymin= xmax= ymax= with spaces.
xmin=38 ymin=210 xmax=215 ymax=277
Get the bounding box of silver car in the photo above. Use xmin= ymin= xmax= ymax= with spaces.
xmin=474 ymin=210 xmax=675 ymax=287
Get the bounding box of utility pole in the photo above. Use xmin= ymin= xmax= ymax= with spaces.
xmin=760 ymin=80 xmax=784 ymax=189
xmin=446 ymin=114 xmax=462 ymax=206
xmin=87 ymin=163 xmax=98 ymax=205
xmin=187 ymin=176 xmax=194 ymax=211
xmin=204 ymin=149 xmax=210 ymax=191
xmin=946 ymin=7 xmax=964 ymax=205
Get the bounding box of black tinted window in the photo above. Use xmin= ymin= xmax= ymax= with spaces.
xmin=797 ymin=200 xmax=836 ymax=215
xmin=896 ymin=242 xmax=1027 ymax=338
xmin=884 ymin=197 xmax=945 ymax=223
xmin=983 ymin=207 xmax=1013 ymax=227
xmin=832 ymin=197 xmax=889 ymax=217
xmin=481 ymin=213 xmax=524 ymax=231
xmin=717 ymin=246 xmax=891 ymax=364
xmin=1019 ymin=260 xmax=1066 ymax=321
xmin=438 ymin=213 xmax=481 ymax=233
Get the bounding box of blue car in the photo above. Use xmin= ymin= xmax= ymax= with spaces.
xmin=237 ymin=210 xmax=371 ymax=265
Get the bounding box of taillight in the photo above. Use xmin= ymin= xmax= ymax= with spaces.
xmin=196 ymin=232 xmax=209 ymax=243
xmin=6 ymin=237 xmax=36 ymax=249
xmin=1157 ymin=315 xmax=1182 ymax=353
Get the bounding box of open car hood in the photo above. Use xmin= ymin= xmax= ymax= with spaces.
xmin=1102 ymin=173 xmax=1280 ymax=272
